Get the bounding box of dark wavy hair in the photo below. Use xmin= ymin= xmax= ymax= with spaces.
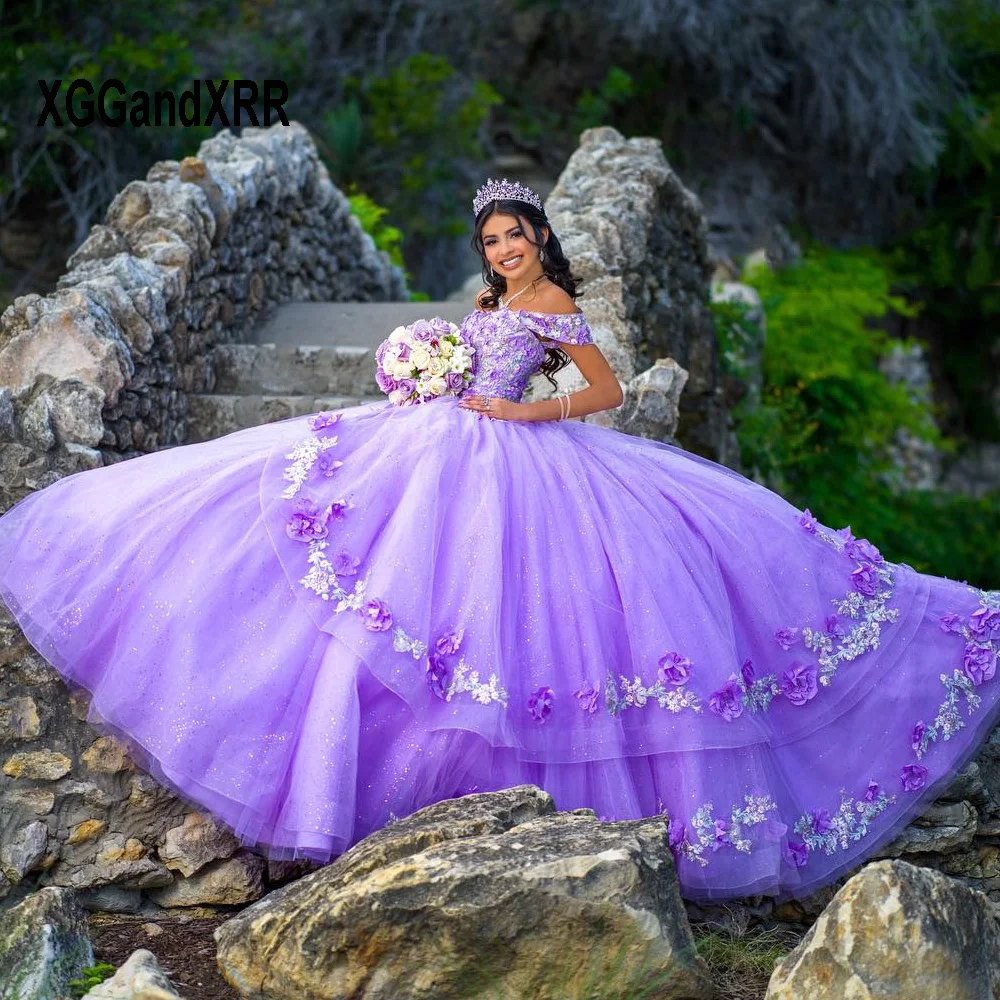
xmin=470 ymin=198 xmax=583 ymax=391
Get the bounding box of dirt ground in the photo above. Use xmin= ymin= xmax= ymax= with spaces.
xmin=88 ymin=911 xmax=241 ymax=1000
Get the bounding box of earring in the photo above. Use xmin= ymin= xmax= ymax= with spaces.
xmin=539 ymin=248 xmax=546 ymax=263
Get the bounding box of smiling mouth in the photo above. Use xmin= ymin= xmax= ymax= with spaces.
xmin=500 ymin=256 xmax=522 ymax=268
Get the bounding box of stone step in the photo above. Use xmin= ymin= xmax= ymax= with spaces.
xmin=210 ymin=342 xmax=381 ymax=396
xmin=249 ymin=300 xmax=473 ymax=348
xmin=186 ymin=392 xmax=386 ymax=443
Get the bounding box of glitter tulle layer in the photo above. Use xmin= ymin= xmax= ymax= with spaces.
xmin=0 ymin=392 xmax=996 ymax=902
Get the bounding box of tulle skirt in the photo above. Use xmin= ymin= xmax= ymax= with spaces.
xmin=0 ymin=392 xmax=996 ymax=902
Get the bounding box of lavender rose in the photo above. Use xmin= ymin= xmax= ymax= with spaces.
xmin=308 ymin=410 xmax=341 ymax=431
xmin=426 ymin=653 xmax=449 ymax=700
xmin=780 ymin=661 xmax=818 ymax=706
xmin=528 ymin=685 xmax=554 ymax=723
xmin=850 ymin=563 xmax=880 ymax=597
xmin=709 ymin=678 xmax=744 ymax=721
xmin=445 ymin=370 xmax=466 ymax=391
xmin=774 ymin=626 xmax=801 ymax=651
xmin=434 ymin=627 xmax=464 ymax=656
xmin=900 ymin=763 xmax=929 ymax=792
xmin=657 ymin=650 xmax=693 ymax=686
xmin=964 ymin=644 xmax=998 ymax=686
xmin=285 ymin=497 xmax=330 ymax=542
xmin=332 ymin=550 xmax=360 ymax=577
xmin=938 ymin=612 xmax=964 ymax=634
xmin=970 ymin=606 xmax=1000 ymax=643
xmin=845 ymin=537 xmax=883 ymax=565
xmin=784 ymin=839 xmax=809 ymax=868
xmin=574 ymin=682 xmax=600 ymax=714
xmin=358 ymin=598 xmax=392 ymax=632
xmin=810 ymin=809 xmax=833 ymax=835
xmin=410 ymin=319 xmax=437 ymax=342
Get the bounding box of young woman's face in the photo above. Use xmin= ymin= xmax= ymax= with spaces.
xmin=480 ymin=212 xmax=547 ymax=279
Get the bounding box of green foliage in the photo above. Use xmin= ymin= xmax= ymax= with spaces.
xmin=884 ymin=0 xmax=1000 ymax=439
xmin=67 ymin=961 xmax=118 ymax=998
xmin=344 ymin=188 xmax=428 ymax=299
xmin=568 ymin=66 xmax=635 ymax=135
xmin=693 ymin=925 xmax=793 ymax=1000
xmin=317 ymin=53 xmax=501 ymax=250
xmin=715 ymin=245 xmax=1000 ymax=588
xmin=729 ymin=245 xmax=943 ymax=509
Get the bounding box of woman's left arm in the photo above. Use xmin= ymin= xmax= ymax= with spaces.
xmin=516 ymin=342 xmax=624 ymax=422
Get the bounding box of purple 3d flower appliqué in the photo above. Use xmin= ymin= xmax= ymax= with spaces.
xmin=332 ymin=550 xmax=360 ymax=577
xmin=358 ymin=598 xmax=393 ymax=632
xmin=709 ymin=679 xmax=744 ymax=721
xmin=784 ymin=839 xmax=809 ymax=868
xmin=911 ymin=721 xmax=927 ymax=753
xmin=285 ymin=497 xmax=331 ymax=542
xmin=426 ymin=652 xmax=449 ymax=700
xmin=864 ymin=780 xmax=880 ymax=803
xmin=527 ymin=685 xmax=554 ymax=723
xmin=574 ymin=682 xmax=600 ymax=714
xmin=774 ymin=626 xmax=801 ymax=651
xmin=308 ymin=410 xmax=342 ymax=431
xmin=970 ymin=606 xmax=1000 ymax=643
xmin=810 ymin=809 xmax=833 ymax=835
xmin=315 ymin=452 xmax=344 ymax=478
xmin=798 ymin=509 xmax=818 ymax=534
xmin=850 ymin=564 xmax=881 ymax=597
xmin=900 ymin=763 xmax=929 ymax=792
xmin=657 ymin=650 xmax=693 ymax=686
xmin=824 ymin=614 xmax=847 ymax=637
xmin=964 ymin=644 xmax=998 ymax=686
xmin=712 ymin=819 xmax=731 ymax=850
xmin=845 ymin=537 xmax=883 ymax=565
xmin=836 ymin=525 xmax=855 ymax=543
xmin=740 ymin=658 xmax=755 ymax=686
xmin=938 ymin=613 xmax=964 ymax=634
xmin=780 ymin=661 xmax=818 ymax=706
xmin=329 ymin=498 xmax=352 ymax=519
xmin=434 ymin=627 xmax=465 ymax=656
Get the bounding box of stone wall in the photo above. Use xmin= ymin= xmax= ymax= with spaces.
xmin=526 ymin=126 xmax=737 ymax=465
xmin=0 ymin=121 xmax=407 ymax=512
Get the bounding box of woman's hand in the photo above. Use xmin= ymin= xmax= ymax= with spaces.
xmin=457 ymin=395 xmax=523 ymax=421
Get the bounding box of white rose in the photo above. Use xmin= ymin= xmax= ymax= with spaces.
xmin=388 ymin=388 xmax=409 ymax=405
xmin=391 ymin=360 xmax=413 ymax=380
xmin=426 ymin=357 xmax=446 ymax=376
xmin=439 ymin=341 xmax=454 ymax=358
xmin=387 ymin=326 xmax=408 ymax=344
xmin=426 ymin=375 xmax=448 ymax=396
xmin=410 ymin=346 xmax=431 ymax=369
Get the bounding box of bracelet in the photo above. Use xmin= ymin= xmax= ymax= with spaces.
xmin=556 ymin=394 xmax=566 ymax=420
xmin=556 ymin=392 xmax=571 ymax=420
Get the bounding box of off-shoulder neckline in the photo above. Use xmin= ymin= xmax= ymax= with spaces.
xmin=470 ymin=307 xmax=586 ymax=319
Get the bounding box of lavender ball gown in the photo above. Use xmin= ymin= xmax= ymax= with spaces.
xmin=1 ymin=302 xmax=998 ymax=903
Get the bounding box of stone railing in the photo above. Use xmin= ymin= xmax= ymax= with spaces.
xmin=0 ymin=121 xmax=407 ymax=511
xmin=524 ymin=125 xmax=737 ymax=466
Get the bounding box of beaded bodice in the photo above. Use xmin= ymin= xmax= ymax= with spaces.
xmin=458 ymin=307 xmax=594 ymax=402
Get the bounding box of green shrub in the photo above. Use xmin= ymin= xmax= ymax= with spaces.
xmin=67 ymin=961 xmax=118 ymax=998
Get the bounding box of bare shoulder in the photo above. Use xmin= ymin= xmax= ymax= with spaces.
xmin=529 ymin=281 xmax=582 ymax=315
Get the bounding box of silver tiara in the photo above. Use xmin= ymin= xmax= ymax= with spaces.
xmin=473 ymin=176 xmax=543 ymax=217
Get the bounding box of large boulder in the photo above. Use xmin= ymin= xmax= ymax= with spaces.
xmin=766 ymin=859 xmax=1000 ymax=999
xmin=0 ymin=885 xmax=94 ymax=1000
xmin=214 ymin=784 xmax=713 ymax=1000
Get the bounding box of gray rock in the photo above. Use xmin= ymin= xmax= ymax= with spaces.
xmin=85 ymin=947 xmax=184 ymax=999
xmin=214 ymin=785 xmax=713 ymax=1000
xmin=0 ymin=886 xmax=95 ymax=1000
xmin=766 ymin=859 xmax=1000 ymax=999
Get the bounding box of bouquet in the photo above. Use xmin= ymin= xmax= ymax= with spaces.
xmin=374 ymin=317 xmax=477 ymax=406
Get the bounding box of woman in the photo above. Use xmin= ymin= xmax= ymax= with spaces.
xmin=0 ymin=177 xmax=996 ymax=904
